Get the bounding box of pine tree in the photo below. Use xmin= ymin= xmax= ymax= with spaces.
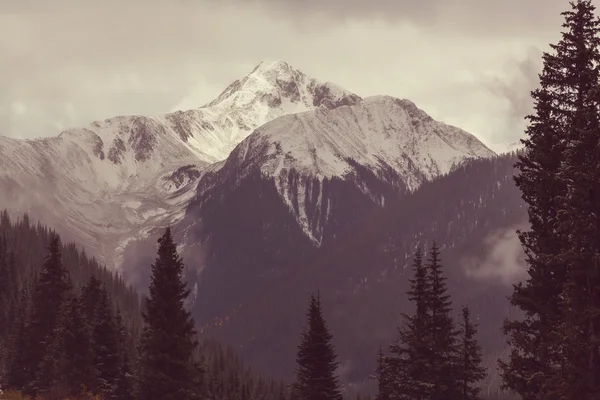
xmin=500 ymin=1 xmax=600 ymax=398
xmin=293 ymin=292 xmax=343 ymax=400
xmin=457 ymin=306 xmax=486 ymax=400
xmin=21 ymin=234 xmax=71 ymax=397
xmin=136 ymin=227 xmax=200 ymax=400
xmin=387 ymin=246 xmax=432 ymax=400
xmin=426 ymin=242 xmax=459 ymax=400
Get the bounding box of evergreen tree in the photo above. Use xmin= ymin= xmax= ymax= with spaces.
xmin=500 ymin=1 xmax=600 ymax=398
xmin=93 ymin=285 xmax=121 ymax=399
xmin=553 ymin=3 xmax=600 ymax=396
xmin=36 ymin=295 xmax=97 ymax=398
xmin=426 ymin=242 xmax=459 ymax=400
xmin=22 ymin=234 xmax=71 ymax=396
xmin=387 ymin=246 xmax=432 ymax=400
xmin=293 ymin=292 xmax=343 ymax=400
xmin=4 ymin=275 xmax=34 ymax=390
xmin=375 ymin=346 xmax=392 ymax=400
xmin=81 ymin=275 xmax=104 ymax=323
xmin=457 ymin=306 xmax=486 ymax=400
xmin=115 ymin=308 xmax=135 ymax=400
xmin=136 ymin=227 xmax=200 ymax=400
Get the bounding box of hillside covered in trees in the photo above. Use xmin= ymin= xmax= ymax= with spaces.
xmin=0 ymin=212 xmax=290 ymax=400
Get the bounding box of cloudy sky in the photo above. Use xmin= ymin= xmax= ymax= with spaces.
xmin=0 ymin=0 xmax=579 ymax=147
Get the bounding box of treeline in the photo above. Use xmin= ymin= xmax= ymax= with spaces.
xmin=0 ymin=212 xmax=289 ymax=400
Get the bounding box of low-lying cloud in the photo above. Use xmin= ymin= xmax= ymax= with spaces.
xmin=462 ymin=225 xmax=528 ymax=285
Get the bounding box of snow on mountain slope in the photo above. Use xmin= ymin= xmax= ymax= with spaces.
xmin=0 ymin=127 xmax=206 ymax=269
xmin=0 ymin=60 xmax=361 ymax=269
xmin=215 ymin=96 xmax=496 ymax=243
xmin=170 ymin=60 xmax=361 ymax=162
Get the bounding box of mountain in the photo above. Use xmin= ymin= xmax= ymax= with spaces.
xmin=216 ymin=95 xmax=494 ymax=242
xmin=192 ymin=151 xmax=527 ymax=392
xmin=0 ymin=61 xmax=360 ymax=268
xmin=0 ymin=60 xmax=502 ymax=391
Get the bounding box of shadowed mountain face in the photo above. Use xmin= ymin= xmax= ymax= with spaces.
xmin=183 ymin=152 xmax=526 ymax=391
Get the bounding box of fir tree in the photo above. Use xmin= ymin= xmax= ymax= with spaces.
xmin=387 ymin=246 xmax=432 ymax=400
xmin=22 ymin=234 xmax=71 ymax=397
xmin=293 ymin=292 xmax=343 ymax=400
xmin=136 ymin=227 xmax=200 ymax=400
xmin=500 ymin=1 xmax=600 ymax=398
xmin=457 ymin=306 xmax=486 ymax=400
xmin=426 ymin=242 xmax=459 ymax=400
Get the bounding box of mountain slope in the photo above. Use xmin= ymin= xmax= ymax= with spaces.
xmin=155 ymin=95 xmax=497 ymax=359
xmin=187 ymin=95 xmax=495 ymax=245
xmin=0 ymin=61 xmax=360 ymax=268
xmin=195 ymin=152 xmax=526 ymax=391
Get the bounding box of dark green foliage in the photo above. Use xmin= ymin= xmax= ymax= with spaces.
xmin=374 ymin=347 xmax=392 ymax=400
xmin=500 ymin=1 xmax=600 ymax=398
xmin=81 ymin=275 xmax=104 ymax=322
xmin=426 ymin=242 xmax=459 ymax=400
xmin=457 ymin=307 xmax=486 ymax=400
xmin=36 ymin=295 xmax=97 ymax=398
xmin=92 ymin=285 xmax=122 ymax=399
xmin=115 ymin=308 xmax=135 ymax=400
xmin=0 ymin=213 xmax=285 ymax=399
xmin=137 ymin=227 xmax=200 ymax=400
xmin=388 ymin=246 xmax=433 ymax=399
xmin=294 ymin=293 xmax=343 ymax=400
xmin=0 ymin=213 xmax=140 ymax=395
xmin=3 ymin=274 xmax=34 ymax=390
xmin=382 ymin=245 xmax=485 ymax=400
xmin=23 ymin=234 xmax=72 ymax=396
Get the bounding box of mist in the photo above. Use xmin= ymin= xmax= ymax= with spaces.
xmin=462 ymin=225 xmax=528 ymax=285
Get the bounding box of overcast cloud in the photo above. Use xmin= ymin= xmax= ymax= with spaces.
xmin=0 ymin=0 xmax=582 ymax=147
